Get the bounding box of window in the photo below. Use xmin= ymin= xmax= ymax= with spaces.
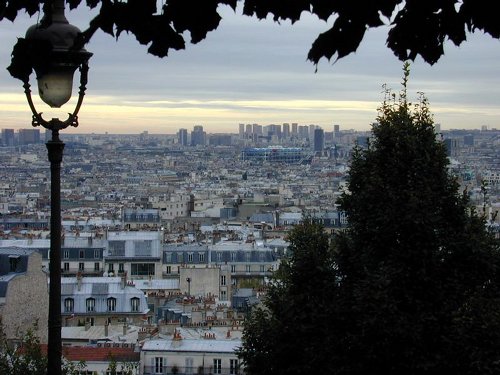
xmin=63 ymin=250 xmax=69 ymax=259
xmin=94 ymin=249 xmax=100 ymax=259
xmin=230 ymin=359 xmax=239 ymax=375
xmin=217 ymin=252 xmax=222 ymax=262
xmin=119 ymin=263 xmax=125 ymax=273
xmin=187 ymin=253 xmax=193 ymax=262
xmin=165 ymin=252 xmax=172 ymax=263
xmin=64 ymin=298 xmax=74 ymax=313
xmin=231 ymin=265 xmax=236 ymax=273
xmin=230 ymin=252 xmax=236 ymax=262
xmin=198 ymin=253 xmax=205 ymax=262
xmin=131 ymin=263 xmax=155 ymax=276
xmin=134 ymin=240 xmax=152 ymax=257
xmin=185 ymin=358 xmax=194 ymax=375
xmin=213 ymin=359 xmax=222 ymax=374
xmin=155 ymin=357 xmax=164 ymax=374
xmin=108 ymin=263 xmax=114 ymax=272
xmin=108 ymin=241 xmax=125 ymax=257
xmin=64 ymin=262 xmax=70 ymax=271
xmin=260 ymin=265 xmax=265 ymax=273
xmin=165 ymin=266 xmax=171 ymax=274
xmin=79 ymin=250 xmax=85 ymax=259
xmin=245 ymin=265 xmax=251 ymax=273
xmin=220 ymin=275 xmax=226 ymax=286
xmin=131 ymin=297 xmax=140 ymax=312
xmin=245 ymin=253 xmax=251 ymax=262
xmin=107 ymin=297 xmax=116 ymax=312
xmin=221 ymin=290 xmax=227 ymax=301
xmin=94 ymin=262 xmax=100 ymax=271
xmin=8 ymin=255 xmax=19 ymax=272
xmin=86 ymin=298 xmax=95 ymax=312
xmin=79 ymin=262 xmax=84 ymax=271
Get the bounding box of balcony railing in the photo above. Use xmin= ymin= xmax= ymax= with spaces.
xmin=142 ymin=366 xmax=242 ymax=375
xmin=61 ymin=268 xmax=103 ymax=276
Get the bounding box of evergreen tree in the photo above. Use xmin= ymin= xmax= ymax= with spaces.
xmin=239 ymin=63 xmax=500 ymax=374
xmin=333 ymin=63 xmax=500 ymax=374
xmin=239 ymin=219 xmax=337 ymax=375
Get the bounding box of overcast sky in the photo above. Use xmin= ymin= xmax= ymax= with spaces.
xmin=1 ymin=4 xmax=499 ymax=134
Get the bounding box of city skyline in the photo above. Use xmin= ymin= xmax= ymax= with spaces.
xmin=1 ymin=4 xmax=500 ymax=134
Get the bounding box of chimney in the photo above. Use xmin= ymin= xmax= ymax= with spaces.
xmin=121 ymin=271 xmax=127 ymax=289
xmin=77 ymin=272 xmax=82 ymax=291
xmin=173 ymin=329 xmax=182 ymax=341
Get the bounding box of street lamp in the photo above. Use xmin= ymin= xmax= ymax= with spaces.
xmin=10 ymin=1 xmax=92 ymax=374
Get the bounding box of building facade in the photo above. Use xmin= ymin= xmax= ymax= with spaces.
xmin=0 ymin=249 xmax=49 ymax=343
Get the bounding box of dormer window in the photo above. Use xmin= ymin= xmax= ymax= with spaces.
xmin=107 ymin=297 xmax=117 ymax=312
xmin=64 ymin=298 xmax=74 ymax=313
xmin=9 ymin=255 xmax=20 ymax=272
xmin=86 ymin=298 xmax=95 ymax=312
xmin=131 ymin=297 xmax=140 ymax=312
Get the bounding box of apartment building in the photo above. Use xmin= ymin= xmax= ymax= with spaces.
xmin=61 ymin=274 xmax=150 ymax=327
xmin=0 ymin=248 xmax=49 ymax=343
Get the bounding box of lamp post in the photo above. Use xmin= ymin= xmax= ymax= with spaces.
xmin=14 ymin=1 xmax=92 ymax=374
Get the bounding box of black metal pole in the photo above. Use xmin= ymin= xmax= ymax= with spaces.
xmin=46 ymin=128 xmax=64 ymax=375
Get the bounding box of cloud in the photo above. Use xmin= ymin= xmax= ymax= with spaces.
xmin=0 ymin=4 xmax=499 ymax=133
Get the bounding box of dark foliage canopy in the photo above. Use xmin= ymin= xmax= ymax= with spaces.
xmin=1 ymin=0 xmax=499 ymax=75
xmin=239 ymin=219 xmax=338 ymax=375
xmin=239 ymin=64 xmax=500 ymax=375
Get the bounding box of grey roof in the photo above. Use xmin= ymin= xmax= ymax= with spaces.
xmin=142 ymin=338 xmax=241 ymax=353
xmin=62 ymin=324 xmax=140 ymax=343
xmin=0 ymin=248 xmax=34 ymax=276
xmin=232 ymin=288 xmax=255 ymax=298
xmin=60 ymin=277 xmax=149 ymax=315
xmin=92 ymin=283 xmax=109 ymax=295
xmin=248 ymin=213 xmax=274 ymax=223
xmin=61 ymin=284 xmax=74 ymax=295
xmin=133 ymin=279 xmax=178 ymax=290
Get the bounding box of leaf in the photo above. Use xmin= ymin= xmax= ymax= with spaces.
xmin=165 ymin=0 xmax=224 ymax=44
xmin=308 ymin=17 xmax=367 ymax=64
xmin=461 ymin=0 xmax=500 ymax=38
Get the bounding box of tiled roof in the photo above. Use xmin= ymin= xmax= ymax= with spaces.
xmin=62 ymin=346 xmax=140 ymax=362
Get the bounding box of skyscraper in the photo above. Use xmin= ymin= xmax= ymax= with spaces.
xmin=18 ymin=129 xmax=40 ymax=145
xmin=253 ymin=124 xmax=263 ymax=136
xmin=191 ymin=125 xmax=206 ymax=146
xmin=313 ymin=128 xmax=324 ymax=152
xmin=282 ymin=123 xmax=290 ymax=139
xmin=309 ymin=124 xmax=318 ymax=142
xmin=245 ymin=124 xmax=252 ymax=136
xmin=1 ymin=129 xmax=15 ymax=146
xmin=239 ymin=123 xmax=245 ymax=139
xmin=178 ymin=128 xmax=188 ymax=146
xmin=298 ymin=125 xmax=309 ymax=139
